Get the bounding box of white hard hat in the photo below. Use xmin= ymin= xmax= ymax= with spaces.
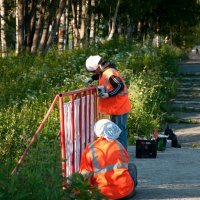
xmin=94 ymin=119 xmax=121 ymax=141
xmin=85 ymin=55 xmax=102 ymax=71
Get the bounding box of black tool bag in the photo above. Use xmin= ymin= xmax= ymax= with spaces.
xmin=164 ymin=125 xmax=181 ymax=148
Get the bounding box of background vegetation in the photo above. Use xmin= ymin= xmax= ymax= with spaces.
xmin=0 ymin=38 xmax=184 ymax=199
xmin=0 ymin=0 xmax=200 ymax=56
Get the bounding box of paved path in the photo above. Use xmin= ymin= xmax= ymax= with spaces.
xmin=128 ymin=48 xmax=200 ymax=200
xmin=128 ymin=146 xmax=200 ymax=200
xmin=169 ymin=48 xmax=200 ymax=147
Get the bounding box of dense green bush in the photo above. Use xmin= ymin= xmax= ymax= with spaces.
xmin=126 ymin=44 xmax=180 ymax=142
xmin=0 ymin=49 xmax=89 ymax=161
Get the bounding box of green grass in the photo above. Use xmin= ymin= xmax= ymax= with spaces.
xmin=192 ymin=144 xmax=200 ymax=148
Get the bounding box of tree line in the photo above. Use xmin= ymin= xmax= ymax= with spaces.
xmin=0 ymin=0 xmax=200 ymax=57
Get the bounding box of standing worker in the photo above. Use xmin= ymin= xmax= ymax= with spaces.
xmin=84 ymin=55 xmax=132 ymax=150
xmin=79 ymin=119 xmax=137 ymax=200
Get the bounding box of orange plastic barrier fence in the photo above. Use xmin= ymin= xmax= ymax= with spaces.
xmin=59 ymin=86 xmax=98 ymax=178
xmin=11 ymin=86 xmax=98 ymax=177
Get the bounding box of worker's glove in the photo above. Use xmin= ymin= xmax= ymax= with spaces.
xmin=84 ymin=77 xmax=93 ymax=84
xmin=98 ymin=92 xmax=109 ymax=98
xmin=97 ymin=86 xmax=105 ymax=95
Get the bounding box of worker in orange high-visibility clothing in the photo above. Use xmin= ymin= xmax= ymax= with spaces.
xmin=84 ymin=55 xmax=132 ymax=150
xmin=79 ymin=119 xmax=137 ymax=200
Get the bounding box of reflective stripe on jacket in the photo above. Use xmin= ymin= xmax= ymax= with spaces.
xmin=79 ymin=137 xmax=134 ymax=199
xmin=99 ymin=68 xmax=132 ymax=115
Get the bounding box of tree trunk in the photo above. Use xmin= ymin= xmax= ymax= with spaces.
xmin=155 ymin=19 xmax=159 ymax=47
xmin=0 ymin=0 xmax=7 ymax=57
xmin=31 ymin=3 xmax=45 ymax=54
xmin=38 ymin=0 xmax=58 ymax=54
xmin=16 ymin=0 xmax=25 ymax=54
xmin=127 ymin=15 xmax=134 ymax=39
xmin=107 ymin=0 xmax=120 ymax=41
xmin=137 ymin=21 xmax=142 ymax=41
xmin=26 ymin=0 xmax=37 ymax=53
xmin=69 ymin=19 xmax=74 ymax=49
xmin=76 ymin=2 xmax=80 ymax=30
xmin=58 ymin=12 xmax=66 ymax=51
xmin=80 ymin=0 xmax=87 ymax=47
xmin=108 ymin=7 xmax=112 ymax=34
xmin=64 ymin=0 xmax=69 ymax=50
xmin=117 ymin=18 xmax=123 ymax=35
xmin=71 ymin=0 xmax=79 ymax=48
xmin=44 ymin=0 xmax=66 ymax=55
xmin=38 ymin=15 xmax=51 ymax=54
xmin=16 ymin=0 xmax=19 ymax=55
xmin=89 ymin=0 xmax=95 ymax=44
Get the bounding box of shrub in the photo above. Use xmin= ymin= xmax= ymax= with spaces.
xmin=126 ymin=44 xmax=180 ymax=141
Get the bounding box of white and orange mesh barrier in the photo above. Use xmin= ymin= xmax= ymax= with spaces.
xmin=59 ymin=86 xmax=98 ymax=177
xmin=11 ymin=86 xmax=98 ymax=177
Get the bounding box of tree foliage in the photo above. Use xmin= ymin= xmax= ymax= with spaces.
xmin=0 ymin=0 xmax=199 ymax=56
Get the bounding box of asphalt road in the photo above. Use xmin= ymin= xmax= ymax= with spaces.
xmin=128 ymin=146 xmax=200 ymax=200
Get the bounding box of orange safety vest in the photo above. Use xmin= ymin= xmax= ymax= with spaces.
xmin=98 ymin=68 xmax=132 ymax=115
xmin=79 ymin=137 xmax=134 ymax=200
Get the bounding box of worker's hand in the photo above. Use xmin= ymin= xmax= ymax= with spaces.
xmin=84 ymin=77 xmax=93 ymax=84
xmin=98 ymin=92 xmax=109 ymax=98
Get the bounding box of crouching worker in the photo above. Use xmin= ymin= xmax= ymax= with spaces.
xmin=79 ymin=119 xmax=137 ymax=200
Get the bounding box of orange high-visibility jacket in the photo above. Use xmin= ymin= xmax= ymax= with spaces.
xmin=79 ymin=137 xmax=134 ymax=200
xmin=98 ymin=68 xmax=132 ymax=115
